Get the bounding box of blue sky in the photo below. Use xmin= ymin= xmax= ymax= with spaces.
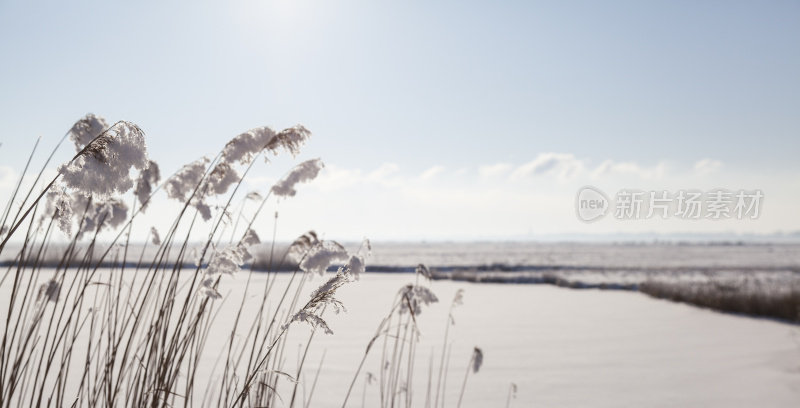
xmin=1 ymin=1 xmax=799 ymax=241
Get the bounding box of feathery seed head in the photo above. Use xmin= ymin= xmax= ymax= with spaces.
xmin=205 ymin=162 xmax=240 ymax=196
xmin=345 ymin=255 xmax=366 ymax=280
xmin=283 ymin=265 xmax=356 ymax=335
xmin=221 ymin=124 xmax=311 ymax=164
xmin=134 ymin=160 xmax=161 ymax=211
xmin=150 ymin=227 xmax=161 ymax=246
xmin=472 ymin=347 xmax=484 ymax=373
xmin=241 ymin=228 xmax=261 ymax=246
xmin=68 ymin=113 xmax=109 ymax=152
xmin=165 ymin=157 xmax=211 ymax=202
xmin=416 ymin=264 xmax=432 ymax=280
xmin=271 ymin=158 xmax=324 ymax=198
xmin=59 ymin=120 xmax=148 ymax=198
xmin=264 ymin=125 xmax=311 ymax=159
xmin=206 ymin=245 xmax=251 ymax=276
xmin=199 ymin=278 xmax=222 ymax=300
xmin=288 ymin=231 xmax=319 ymax=260
xmin=398 ymin=284 xmax=438 ymax=315
xmin=307 ymin=270 xmax=349 ymax=312
xmin=222 ymin=126 xmax=276 ymax=165
xmin=281 ymin=310 xmax=333 ymax=335
xmin=452 ymin=288 xmax=465 ymax=307
xmin=299 ymin=240 xmax=348 ymax=276
xmin=37 ymin=279 xmax=61 ymax=303
xmin=73 ymin=195 xmax=129 ymax=238
xmin=44 ymin=188 xmax=73 ymax=236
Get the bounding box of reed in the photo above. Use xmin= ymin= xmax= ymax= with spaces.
xmin=640 ymin=279 xmax=800 ymax=323
xmin=0 ymin=114 xmax=352 ymax=407
xmin=0 ymin=114 xmax=503 ymax=407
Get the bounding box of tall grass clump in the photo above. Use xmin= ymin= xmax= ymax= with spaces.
xmin=0 ymin=114 xmax=360 ymax=407
xmin=341 ymin=265 xmax=490 ymax=408
xmin=640 ymin=279 xmax=800 ymax=323
xmin=0 ymin=114 xmax=509 ymax=407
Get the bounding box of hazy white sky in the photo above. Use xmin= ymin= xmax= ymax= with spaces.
xmin=1 ymin=1 xmax=798 ymax=241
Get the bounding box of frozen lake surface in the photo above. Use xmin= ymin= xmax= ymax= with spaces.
xmin=13 ymin=270 xmax=795 ymax=407
xmin=4 ymin=242 xmax=800 ymax=407
xmin=281 ymin=274 xmax=800 ymax=408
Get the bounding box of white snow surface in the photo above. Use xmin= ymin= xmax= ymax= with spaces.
xmin=7 ymin=270 xmax=799 ymax=407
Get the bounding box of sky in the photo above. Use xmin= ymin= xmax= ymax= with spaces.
xmin=0 ymin=0 xmax=799 ymax=241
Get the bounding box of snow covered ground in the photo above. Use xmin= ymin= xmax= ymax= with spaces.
xmin=273 ymin=274 xmax=800 ymax=408
xmin=8 ymin=269 xmax=800 ymax=407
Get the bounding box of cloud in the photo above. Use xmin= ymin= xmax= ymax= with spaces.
xmin=0 ymin=166 xmax=16 ymax=188
xmin=478 ymin=163 xmax=513 ymax=178
xmin=122 ymin=154 xmax=795 ymax=242
xmin=590 ymin=160 xmax=666 ymax=180
xmin=511 ymin=153 xmax=583 ymax=181
xmin=310 ymin=165 xmax=358 ymax=191
xmin=508 ymin=153 xmax=666 ymax=183
xmin=313 ymin=162 xmax=401 ymax=191
xmin=316 ymin=155 xmax=673 ymax=196
xmin=693 ymin=158 xmax=722 ymax=175
xmin=367 ymin=163 xmax=399 ymax=181
xmin=419 ymin=165 xmax=445 ymax=180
